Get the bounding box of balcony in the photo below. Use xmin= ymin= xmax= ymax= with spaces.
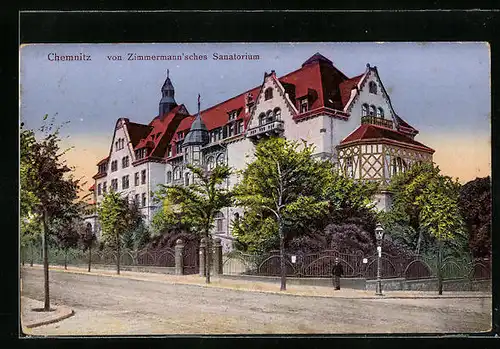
xmin=361 ymin=115 xmax=393 ymax=129
xmin=246 ymin=120 xmax=284 ymax=139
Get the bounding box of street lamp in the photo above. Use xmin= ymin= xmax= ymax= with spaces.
xmin=375 ymin=223 xmax=385 ymax=296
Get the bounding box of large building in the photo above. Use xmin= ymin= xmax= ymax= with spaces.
xmin=86 ymin=53 xmax=434 ymax=251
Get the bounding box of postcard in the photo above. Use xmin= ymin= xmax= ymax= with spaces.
xmin=19 ymin=42 xmax=492 ymax=335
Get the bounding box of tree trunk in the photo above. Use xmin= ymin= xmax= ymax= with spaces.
xmin=42 ymin=209 xmax=50 ymax=311
xmin=437 ymin=240 xmax=443 ymax=295
xmin=116 ymin=231 xmax=121 ymax=275
xmin=279 ymin=220 xmax=286 ymax=291
xmin=416 ymin=230 xmax=423 ymax=255
xmin=64 ymin=249 xmax=68 ymax=270
xmin=30 ymin=243 xmax=34 ymax=267
xmin=88 ymin=245 xmax=92 ymax=272
xmin=205 ymin=232 xmax=211 ymax=284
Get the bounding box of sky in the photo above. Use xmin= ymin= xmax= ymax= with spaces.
xmin=20 ymin=42 xmax=491 ymax=189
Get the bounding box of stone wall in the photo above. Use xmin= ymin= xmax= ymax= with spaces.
xmin=366 ymin=278 xmax=492 ymax=292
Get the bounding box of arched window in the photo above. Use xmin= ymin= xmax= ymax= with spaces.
xmin=214 ymin=211 xmax=225 ymax=233
xmin=185 ymin=173 xmax=190 ymax=186
xmin=206 ymin=156 xmax=215 ymax=170
xmin=259 ymin=113 xmax=266 ymax=126
xmin=173 ymin=166 xmax=181 ymax=180
xmin=362 ymin=104 xmax=369 ymax=117
xmin=370 ymin=105 xmax=377 ymax=116
xmin=377 ymin=107 xmax=384 ymax=118
xmin=166 ymin=171 xmax=172 ymax=183
xmin=274 ymin=108 xmax=281 ymax=120
xmin=369 ymin=81 xmax=377 ymax=94
xmin=266 ymin=110 xmax=275 ymax=123
xmin=216 ymin=153 xmax=225 ymax=166
xmin=264 ymin=88 xmax=273 ymax=100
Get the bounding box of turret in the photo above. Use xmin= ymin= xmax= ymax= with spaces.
xmin=159 ymin=69 xmax=177 ymax=117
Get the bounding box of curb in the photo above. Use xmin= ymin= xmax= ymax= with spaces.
xmin=25 ymin=265 xmax=492 ymax=300
xmin=23 ymin=305 xmax=75 ymax=329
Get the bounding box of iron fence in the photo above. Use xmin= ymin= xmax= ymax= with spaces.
xmin=222 ymin=249 xmax=491 ymax=281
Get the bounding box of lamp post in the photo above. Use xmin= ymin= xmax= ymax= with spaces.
xmin=375 ymin=223 xmax=385 ymax=296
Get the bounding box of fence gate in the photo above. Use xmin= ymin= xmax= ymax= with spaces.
xmin=182 ymin=239 xmax=199 ymax=275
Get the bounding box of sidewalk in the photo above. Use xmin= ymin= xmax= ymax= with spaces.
xmin=24 ymin=264 xmax=491 ymax=300
xmin=20 ymin=296 xmax=74 ymax=332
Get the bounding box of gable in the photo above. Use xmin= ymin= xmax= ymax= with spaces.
xmin=247 ymin=72 xmax=298 ymax=130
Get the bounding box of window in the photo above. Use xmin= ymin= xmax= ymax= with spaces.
xmin=216 ymin=153 xmax=225 ymax=167
xmin=115 ymin=138 xmax=125 ymax=151
xmin=233 ymin=212 xmax=240 ymax=226
xmin=258 ymin=113 xmax=266 ymax=126
xmin=122 ymin=175 xmax=129 ymax=190
xmin=111 ymin=160 xmax=118 ymax=172
xmin=274 ymin=108 xmax=281 ymax=120
xmin=134 ymin=194 xmax=139 ymax=204
xmin=177 ymin=131 xmax=184 ymax=140
xmin=122 ymin=156 xmax=129 ymax=168
xmin=377 ymin=107 xmax=384 ymax=118
xmin=97 ymin=183 xmax=102 ymax=196
xmin=173 ymin=167 xmax=181 ymax=180
xmin=362 ymin=104 xmax=369 ymax=117
xmin=369 ymin=81 xmax=378 ymax=94
xmin=237 ymin=120 xmax=244 ymax=134
xmin=141 ymin=169 xmax=146 ymax=184
xmin=300 ymin=98 xmax=309 ymax=113
xmin=185 ymin=173 xmax=190 ymax=186
xmin=266 ymin=110 xmax=275 ymax=123
xmin=135 ymin=148 xmax=146 ymax=160
xmin=264 ymin=87 xmax=273 ymax=100
xmin=370 ymin=105 xmax=376 ymax=116
xmin=227 ymin=123 xmax=234 ymax=138
xmin=102 ymin=182 xmax=107 ymax=194
xmin=215 ymin=212 xmax=225 ymax=233
xmin=111 ymin=179 xmax=118 ymax=191
xmin=166 ymin=171 xmax=172 ymax=183
xmin=167 ymin=146 xmax=172 ymax=157
xmin=175 ymin=141 xmax=183 ymax=154
xmin=207 ymin=156 xmax=215 ymax=170
xmin=392 ymin=157 xmax=407 ymax=176
xmin=346 ymin=157 xmax=354 ymax=178
xmin=134 ymin=172 xmax=139 ymax=186
xmin=228 ymin=110 xmax=238 ymax=121
xmin=193 ymin=148 xmax=200 ymax=162
xmin=98 ymin=164 xmax=107 ymax=173
xmin=142 ymin=193 xmax=146 ymax=207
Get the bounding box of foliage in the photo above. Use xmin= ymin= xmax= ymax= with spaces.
xmin=20 ymin=116 xmax=84 ymax=309
xmin=458 ymin=176 xmax=491 ymax=258
xmin=98 ymin=191 xmax=143 ymax=249
xmin=381 ymin=162 xmax=466 ymax=255
xmin=234 ymin=137 xmax=333 ymax=290
xmin=150 ymin=197 xmax=186 ymax=237
xmin=154 ymin=163 xmax=232 ymax=282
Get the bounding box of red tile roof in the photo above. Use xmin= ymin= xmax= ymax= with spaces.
xmin=97 ymin=156 xmax=109 ymax=165
xmin=340 ymin=123 xmax=434 ymax=153
xmin=339 ymin=74 xmax=363 ymax=108
xmin=126 ymin=121 xmax=152 ymax=148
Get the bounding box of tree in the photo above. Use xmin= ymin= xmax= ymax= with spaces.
xmin=154 ymin=164 xmax=232 ymax=284
xmin=20 ymin=117 xmax=82 ymax=311
xmin=97 ymin=191 xmax=144 ymax=274
xmin=418 ymin=175 xmax=464 ymax=295
xmin=20 ymin=213 xmax=42 ymax=267
xmin=78 ymin=221 xmax=97 ymax=272
xmin=53 ymin=218 xmax=80 ymax=270
xmin=382 ymin=162 xmax=465 ymax=295
xmin=234 ymin=137 xmax=331 ymax=291
xmin=458 ymin=177 xmax=491 ymax=258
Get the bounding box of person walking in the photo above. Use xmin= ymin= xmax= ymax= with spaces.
xmin=331 ymin=258 xmax=343 ymax=290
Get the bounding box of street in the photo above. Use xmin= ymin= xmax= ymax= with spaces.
xmin=21 ymin=268 xmax=492 ymax=335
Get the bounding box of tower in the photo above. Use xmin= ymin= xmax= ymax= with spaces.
xmin=159 ymin=69 xmax=177 ymax=117
xmin=183 ymin=94 xmax=209 ymax=168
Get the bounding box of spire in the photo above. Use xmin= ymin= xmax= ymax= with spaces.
xmin=183 ymin=94 xmax=209 ymax=147
xmin=159 ymin=68 xmax=177 ymax=117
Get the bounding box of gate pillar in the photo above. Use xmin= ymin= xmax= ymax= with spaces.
xmin=213 ymin=238 xmax=223 ymax=275
xmin=175 ymin=239 xmax=184 ymax=275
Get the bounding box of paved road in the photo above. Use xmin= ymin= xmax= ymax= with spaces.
xmin=21 ymin=268 xmax=491 ymax=335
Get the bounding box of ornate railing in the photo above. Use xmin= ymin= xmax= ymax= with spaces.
xmin=361 ymin=115 xmax=393 ymax=129
xmin=246 ymin=120 xmax=284 ymax=138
